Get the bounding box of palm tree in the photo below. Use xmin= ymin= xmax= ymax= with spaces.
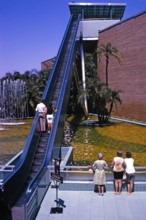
xmin=13 ymin=71 xmax=21 ymax=80
xmin=108 ymin=89 xmax=122 ymax=117
xmin=97 ymin=42 xmax=122 ymax=86
xmin=78 ymin=77 xmax=122 ymax=124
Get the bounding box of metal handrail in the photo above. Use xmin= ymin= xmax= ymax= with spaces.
xmin=25 ymin=15 xmax=81 ymax=198
xmin=48 ymin=165 xmax=146 ymax=173
xmin=0 ymin=166 xmax=14 ymax=172
xmin=48 ymin=165 xmax=146 ymax=183
xmin=42 ymin=15 xmax=73 ymax=101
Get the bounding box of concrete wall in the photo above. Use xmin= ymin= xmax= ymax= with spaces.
xmin=76 ymin=19 xmax=120 ymax=40
xmin=98 ymin=11 xmax=146 ymax=122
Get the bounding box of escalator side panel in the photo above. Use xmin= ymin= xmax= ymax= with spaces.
xmin=0 ymin=15 xmax=81 ymax=209
xmin=26 ymin=16 xmax=81 ymax=196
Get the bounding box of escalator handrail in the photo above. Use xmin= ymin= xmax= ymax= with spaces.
xmin=0 ymin=112 xmax=40 ymax=188
xmin=19 ymin=15 xmax=74 ymax=165
xmin=0 ymin=15 xmax=74 ymax=194
xmin=25 ymin=15 xmax=81 ymax=197
xmin=42 ymin=15 xmax=73 ymax=100
xmin=0 ymin=15 xmax=82 ymax=209
xmin=44 ymin=14 xmax=81 ymax=166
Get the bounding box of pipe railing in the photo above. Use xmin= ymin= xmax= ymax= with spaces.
xmin=48 ymin=165 xmax=146 ymax=173
xmin=48 ymin=165 xmax=146 ymax=182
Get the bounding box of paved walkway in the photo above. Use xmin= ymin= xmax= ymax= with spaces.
xmin=36 ymin=183 xmax=146 ymax=220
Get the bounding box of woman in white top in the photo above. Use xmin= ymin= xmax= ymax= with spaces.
xmin=124 ymin=151 xmax=135 ymax=195
xmin=36 ymin=99 xmax=47 ymax=132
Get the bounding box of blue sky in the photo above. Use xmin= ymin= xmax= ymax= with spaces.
xmin=0 ymin=0 xmax=146 ymax=78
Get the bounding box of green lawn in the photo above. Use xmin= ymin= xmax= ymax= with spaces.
xmin=0 ymin=117 xmax=146 ymax=166
xmin=69 ymin=116 xmax=146 ymax=166
xmin=0 ymin=119 xmax=33 ymax=164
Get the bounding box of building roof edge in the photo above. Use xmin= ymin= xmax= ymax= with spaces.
xmin=99 ymin=10 xmax=146 ymax=33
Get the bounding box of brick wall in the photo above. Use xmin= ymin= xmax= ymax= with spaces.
xmin=98 ymin=12 xmax=146 ymax=122
xmin=41 ymin=57 xmax=56 ymax=71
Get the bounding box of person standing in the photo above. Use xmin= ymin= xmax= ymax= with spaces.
xmin=124 ymin=151 xmax=135 ymax=195
xmin=111 ymin=150 xmax=126 ymax=195
xmin=46 ymin=103 xmax=56 ymax=133
xmin=93 ymin=153 xmax=108 ymax=196
xmin=36 ymin=99 xmax=47 ymax=132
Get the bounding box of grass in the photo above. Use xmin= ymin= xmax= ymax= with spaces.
xmin=0 ymin=116 xmax=146 ymax=166
xmin=68 ymin=115 xmax=146 ymax=166
xmin=0 ymin=119 xmax=33 ymax=164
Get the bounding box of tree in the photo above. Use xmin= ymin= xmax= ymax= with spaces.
xmin=108 ymin=89 xmax=122 ymax=117
xmin=97 ymin=42 xmax=122 ymax=86
xmin=24 ymin=69 xmax=50 ymax=116
xmin=1 ymin=69 xmax=51 ymax=117
xmin=13 ymin=71 xmax=21 ymax=80
xmin=78 ymin=78 xmax=122 ymax=125
xmin=96 ymin=85 xmax=122 ymax=124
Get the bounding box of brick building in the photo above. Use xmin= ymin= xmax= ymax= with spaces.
xmin=41 ymin=57 xmax=56 ymax=72
xmin=98 ymin=11 xmax=146 ymax=122
xmin=42 ymin=3 xmax=146 ymax=122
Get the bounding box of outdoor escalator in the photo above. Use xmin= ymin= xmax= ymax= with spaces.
xmin=0 ymin=14 xmax=81 ymax=219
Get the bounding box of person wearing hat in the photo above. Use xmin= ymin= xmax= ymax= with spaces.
xmin=92 ymin=153 xmax=108 ymax=196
